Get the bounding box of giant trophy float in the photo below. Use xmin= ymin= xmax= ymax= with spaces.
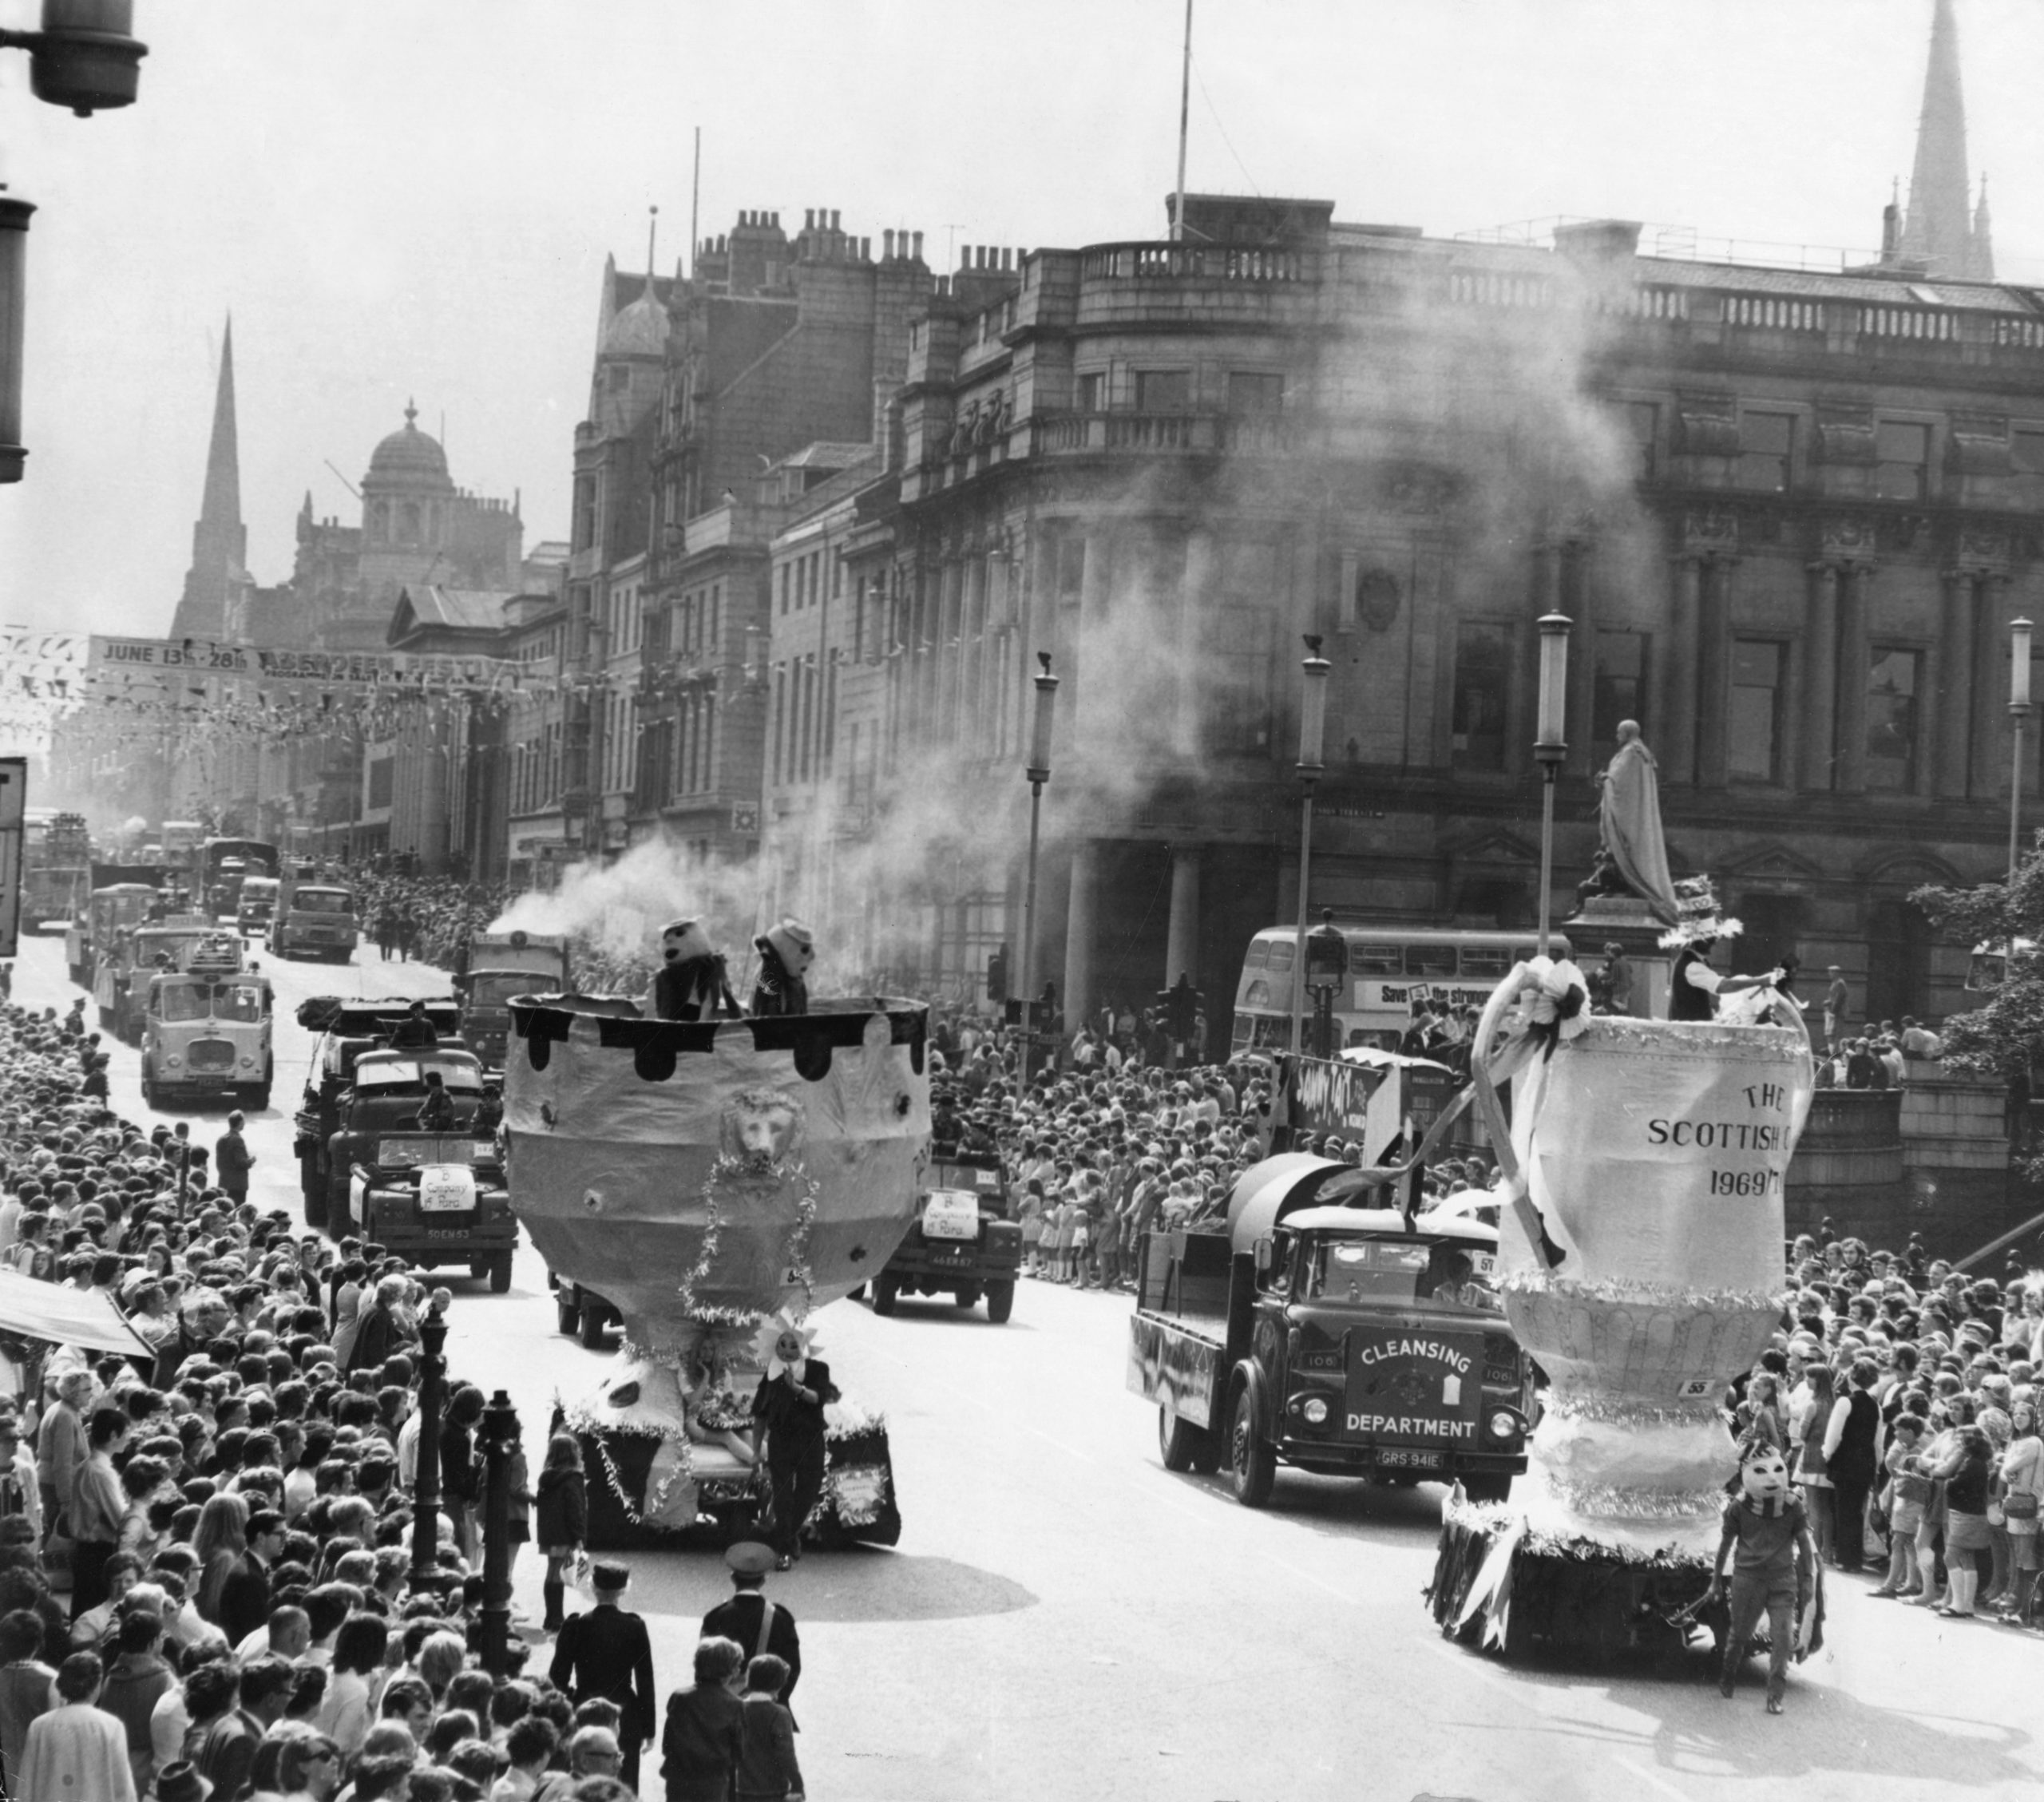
xmin=502 ymin=946 xmax=930 ymax=1551
xmin=1428 ymin=723 xmax=1820 ymax=1659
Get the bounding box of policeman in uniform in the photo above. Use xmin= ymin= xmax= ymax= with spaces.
xmin=701 ymin=1540 xmax=804 ymax=1715
xmin=549 ymin=1560 xmax=656 ymax=1788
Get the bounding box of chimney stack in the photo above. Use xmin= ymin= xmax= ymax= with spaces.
xmin=912 ymin=230 xmax=924 ymax=261
xmin=883 ymin=228 xmax=895 ymax=259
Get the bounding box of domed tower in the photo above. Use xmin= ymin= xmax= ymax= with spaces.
xmin=362 ymin=399 xmax=457 ymax=556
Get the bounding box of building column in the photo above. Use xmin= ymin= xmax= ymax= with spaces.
xmin=1061 ymin=840 xmax=1097 ymax=1034
xmin=1165 ymin=846 xmax=1201 ymax=989
xmin=1694 ymin=558 xmax=1732 ymax=788
xmin=1834 ymin=564 xmax=1870 ymax=794
xmin=1179 ymin=529 xmax=1216 ymax=751
xmin=1978 ymin=573 xmax=2014 ymax=797
xmin=1933 ymin=568 xmax=1972 ymax=798
xmin=1659 ymin=555 xmax=1701 ymax=784
xmin=1797 ymin=562 xmax=1839 ymax=792
xmin=1563 ymin=541 xmax=1597 ymax=778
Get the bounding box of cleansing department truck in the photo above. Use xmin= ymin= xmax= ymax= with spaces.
xmin=1128 ymin=1153 xmax=1533 ymax=1508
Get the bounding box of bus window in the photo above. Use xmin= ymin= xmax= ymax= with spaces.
xmin=1244 ymin=980 xmax=1273 ymax=1008
xmin=1350 ymin=942 xmax=1401 ymax=976
xmin=1252 ymin=1016 xmax=1289 ymax=1049
xmin=1244 ymin=941 xmax=1270 ymax=970
xmin=1460 ymin=945 xmax=1511 ymax=978
xmin=1231 ymin=1017 xmax=1254 ymax=1049
xmin=1266 ymin=942 xmax=1295 ymax=973
xmin=1405 ymin=945 xmax=1457 ymax=977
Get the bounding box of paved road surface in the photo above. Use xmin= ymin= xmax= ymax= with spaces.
xmin=12 ymin=929 xmax=2042 ymax=1800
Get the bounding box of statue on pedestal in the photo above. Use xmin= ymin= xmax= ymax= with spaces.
xmin=1576 ymin=720 xmax=1679 ymax=926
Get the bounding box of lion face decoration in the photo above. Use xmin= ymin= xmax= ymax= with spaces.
xmin=1739 ymin=1444 xmax=1789 ymax=1504
xmin=719 ymin=1086 xmax=804 ymax=1168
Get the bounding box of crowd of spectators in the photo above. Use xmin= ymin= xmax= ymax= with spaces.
xmin=0 ymin=992 xmax=706 ymax=1801
xmin=1737 ymin=1225 xmax=2044 ymax=1629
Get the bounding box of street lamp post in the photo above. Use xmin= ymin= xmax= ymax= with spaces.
xmin=2011 ymin=616 xmax=2033 ymax=884
xmin=477 ymin=1388 xmax=521 ymax=1677
xmin=1288 ymin=638 xmax=1333 ymax=1055
xmin=1535 ymin=613 xmax=1573 ymax=955
xmin=1017 ymin=654 xmax=1059 ymax=1084
xmin=409 ymin=1293 xmax=450 ymax=1598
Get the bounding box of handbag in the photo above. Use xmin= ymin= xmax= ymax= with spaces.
xmin=2003 ymin=1490 xmax=2041 ymax=1521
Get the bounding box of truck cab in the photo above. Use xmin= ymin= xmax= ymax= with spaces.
xmin=96 ymin=915 xmax=224 ymax=1045
xmin=1129 ymin=1154 xmax=1532 ymax=1507
xmin=457 ymin=930 xmax=570 ymax=1070
xmin=236 ymin=877 xmax=281 ymax=936
xmin=269 ymin=881 xmax=358 ymax=964
xmin=869 ymin=1148 xmax=1020 ymax=1323
xmin=138 ymin=940 xmax=272 ymax=1111
xmin=293 ymin=996 xmax=465 ymax=1230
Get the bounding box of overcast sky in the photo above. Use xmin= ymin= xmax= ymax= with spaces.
xmin=1 ymin=0 xmax=2040 ymax=639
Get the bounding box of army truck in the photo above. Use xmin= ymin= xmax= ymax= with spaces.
xmin=335 ymin=1063 xmax=515 ymax=1290
xmin=293 ymin=996 xmax=464 ymax=1230
xmin=869 ymin=1149 xmax=1020 ymax=1323
xmin=1129 ymin=1154 xmax=1533 ymax=1507
xmin=456 ymin=930 xmax=570 ymax=1070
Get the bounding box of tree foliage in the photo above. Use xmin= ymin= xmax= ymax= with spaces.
xmin=1911 ymin=838 xmax=2044 ymax=1079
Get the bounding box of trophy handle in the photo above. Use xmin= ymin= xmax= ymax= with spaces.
xmin=1468 ymin=963 xmax=1565 ymax=1270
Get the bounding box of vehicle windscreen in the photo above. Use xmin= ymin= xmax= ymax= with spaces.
xmin=293 ymin=889 xmax=354 ymax=916
xmin=215 ymin=982 xmax=267 ymax=1023
xmin=1305 ymin=1236 xmax=1502 ymax=1315
xmin=353 ymin=1059 xmax=485 ymax=1094
xmin=156 ymin=984 xmax=211 ymax=1023
xmin=469 ymin=972 xmax=534 ymax=1008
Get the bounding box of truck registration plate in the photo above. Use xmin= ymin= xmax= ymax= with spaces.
xmin=1377 ymin=1448 xmax=1442 ymax=1471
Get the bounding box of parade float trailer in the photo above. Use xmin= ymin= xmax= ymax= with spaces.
xmin=504 ymin=994 xmax=930 ymax=1551
xmin=1426 ymin=958 xmax=1816 ymax=1662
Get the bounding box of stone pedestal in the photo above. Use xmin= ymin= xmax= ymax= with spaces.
xmin=1563 ymin=893 xmax=1674 ymax=1019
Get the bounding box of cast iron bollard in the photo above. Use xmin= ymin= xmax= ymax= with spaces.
xmin=479 ymin=1388 xmax=520 ymax=1676
xmin=409 ymin=1295 xmax=449 ymax=1598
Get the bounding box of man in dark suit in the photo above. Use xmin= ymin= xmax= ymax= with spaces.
xmin=751 ymin=1326 xmax=838 ymax=1568
xmin=701 ymin=1540 xmax=803 ymax=1711
xmin=218 ymin=1507 xmax=284 ymax=1647
xmin=549 ymin=1559 xmax=656 ymax=1790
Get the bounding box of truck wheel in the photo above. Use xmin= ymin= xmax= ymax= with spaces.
xmin=984 ymin=1279 xmax=1015 ymax=1324
xmin=140 ymin=1070 xmax=157 ymax=1110
xmin=1228 ymin=1384 xmax=1277 ymax=1509
xmin=1461 ymin=1473 xmax=1513 ymax=1505
xmin=871 ymin=1275 xmax=899 ymax=1317
xmin=579 ymin=1303 xmax=609 ymax=1349
xmin=1160 ymin=1407 xmax=1214 ymax=1473
xmin=489 ymin=1253 xmax=513 ymax=1294
xmin=953 ymin=1281 xmax=982 ymax=1309
xmin=557 ymin=1292 xmax=580 ymax=1335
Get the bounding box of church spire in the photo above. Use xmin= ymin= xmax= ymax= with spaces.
xmin=198 ymin=315 xmax=242 ymax=541
xmin=170 ymin=315 xmax=251 ymax=641
xmin=1898 ymin=0 xmax=1991 ymax=279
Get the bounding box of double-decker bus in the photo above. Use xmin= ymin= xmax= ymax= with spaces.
xmin=20 ymin=810 xmax=89 ymax=934
xmin=1230 ymin=925 xmax=1572 ymax=1055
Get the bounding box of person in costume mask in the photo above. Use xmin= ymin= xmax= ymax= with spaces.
xmin=750 ymin=1315 xmax=838 ymax=1570
xmin=751 ymin=919 xmax=814 ymax=1019
xmin=651 ymin=918 xmax=739 ymax=1023
xmin=1706 ymin=1441 xmax=1818 ymax=1713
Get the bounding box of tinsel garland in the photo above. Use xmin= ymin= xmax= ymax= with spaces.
xmin=1503 ymin=1269 xmax=1789 ymax=1314
xmin=557 ymin=1395 xmax=698 ymax=1529
xmin=677 ymin=1155 xmax=823 ymax=1321
xmin=1535 ymin=1476 xmax=1731 ymax=1521
xmin=1444 ymin=1496 xmax=1715 ymax=1568
xmin=1542 ymin=1393 xmax=1729 ymax=1430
